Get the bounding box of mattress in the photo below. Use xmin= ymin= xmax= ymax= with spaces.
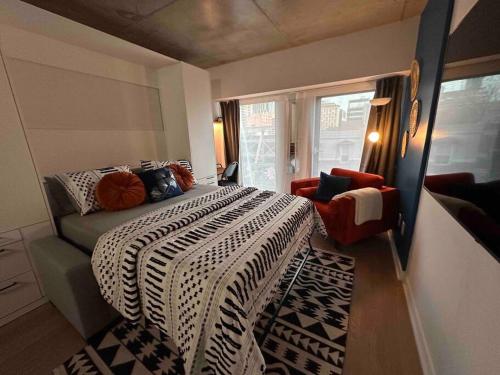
xmin=59 ymin=184 xmax=219 ymax=252
xmin=92 ymin=186 xmax=315 ymax=374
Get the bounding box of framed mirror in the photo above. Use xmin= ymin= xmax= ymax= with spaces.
xmin=424 ymin=0 xmax=500 ymax=260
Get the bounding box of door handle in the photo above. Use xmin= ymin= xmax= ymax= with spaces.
xmin=0 ymin=282 xmax=18 ymax=293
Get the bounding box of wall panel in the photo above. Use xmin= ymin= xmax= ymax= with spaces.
xmin=27 ymin=129 xmax=166 ymax=176
xmin=7 ymin=58 xmax=163 ymax=131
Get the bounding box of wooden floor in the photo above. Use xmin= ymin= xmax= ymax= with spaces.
xmin=0 ymin=233 xmax=422 ymax=375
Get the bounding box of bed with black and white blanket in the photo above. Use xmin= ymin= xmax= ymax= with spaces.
xmin=92 ymin=186 xmax=315 ymax=374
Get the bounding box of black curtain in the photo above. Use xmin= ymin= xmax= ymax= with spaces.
xmin=220 ymin=100 xmax=240 ymax=164
xmin=361 ymin=76 xmax=404 ymax=186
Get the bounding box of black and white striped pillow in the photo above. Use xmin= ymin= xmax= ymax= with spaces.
xmin=140 ymin=160 xmax=172 ymax=171
xmin=55 ymin=165 xmax=131 ymax=215
xmin=140 ymin=160 xmax=197 ymax=184
xmin=176 ymin=160 xmax=197 ymax=183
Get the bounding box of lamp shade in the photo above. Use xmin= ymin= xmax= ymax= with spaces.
xmin=213 ymin=116 xmax=223 ymax=126
xmin=370 ymin=97 xmax=391 ymax=107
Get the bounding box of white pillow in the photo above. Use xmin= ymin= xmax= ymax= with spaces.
xmin=55 ymin=165 xmax=131 ymax=215
xmin=140 ymin=160 xmax=197 ymax=184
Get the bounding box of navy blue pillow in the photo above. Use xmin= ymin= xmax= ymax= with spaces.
xmin=315 ymin=172 xmax=351 ymax=202
xmin=137 ymin=167 xmax=183 ymax=202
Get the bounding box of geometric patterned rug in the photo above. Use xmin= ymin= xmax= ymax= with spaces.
xmin=53 ymin=248 xmax=355 ymax=375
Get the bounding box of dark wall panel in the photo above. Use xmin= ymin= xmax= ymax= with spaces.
xmin=394 ymin=0 xmax=455 ymax=268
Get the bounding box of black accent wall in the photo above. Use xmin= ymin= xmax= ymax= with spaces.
xmin=394 ymin=0 xmax=455 ymax=269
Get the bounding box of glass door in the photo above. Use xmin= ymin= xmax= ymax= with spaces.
xmin=239 ymin=101 xmax=279 ymax=191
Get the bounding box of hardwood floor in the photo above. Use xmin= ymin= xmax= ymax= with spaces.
xmin=312 ymin=234 xmax=423 ymax=375
xmin=0 ymin=233 xmax=422 ymax=375
xmin=0 ymin=302 xmax=84 ymax=375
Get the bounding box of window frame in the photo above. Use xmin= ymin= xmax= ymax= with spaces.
xmin=312 ymin=87 xmax=376 ymax=176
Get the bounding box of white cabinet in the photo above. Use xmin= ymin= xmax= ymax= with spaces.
xmin=0 ymin=47 xmax=51 ymax=326
xmin=198 ymin=174 xmax=218 ymax=186
xmin=0 ymin=221 xmax=52 ymax=326
xmin=157 ymin=62 xmax=217 ymax=181
xmin=0 ymin=241 xmax=31 ymax=281
xmin=0 ymin=271 xmax=42 ymax=318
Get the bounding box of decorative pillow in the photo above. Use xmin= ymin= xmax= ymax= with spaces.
xmin=140 ymin=160 xmax=172 ymax=171
xmin=141 ymin=159 xmax=197 ymax=184
xmin=168 ymin=163 xmax=194 ymax=192
xmin=315 ymin=172 xmax=351 ymax=202
xmin=176 ymin=159 xmax=197 ymax=184
xmin=44 ymin=176 xmax=78 ymax=217
xmin=137 ymin=167 xmax=183 ymax=202
xmin=55 ymin=165 xmax=130 ymax=215
xmin=95 ymin=172 xmax=146 ymax=211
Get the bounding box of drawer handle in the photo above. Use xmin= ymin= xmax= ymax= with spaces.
xmin=206 ymin=176 xmax=215 ymax=179
xmin=0 ymin=282 xmax=18 ymax=293
xmin=0 ymin=248 xmax=6 ymax=254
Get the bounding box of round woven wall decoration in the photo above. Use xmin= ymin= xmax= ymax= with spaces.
xmin=409 ymin=99 xmax=420 ymax=137
xmin=401 ymin=130 xmax=409 ymax=158
xmin=410 ymin=59 xmax=420 ymax=101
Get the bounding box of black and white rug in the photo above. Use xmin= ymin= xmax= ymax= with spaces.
xmin=54 ymin=248 xmax=355 ymax=375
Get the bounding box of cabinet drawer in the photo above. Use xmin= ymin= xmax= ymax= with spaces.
xmin=0 ymin=241 xmax=31 ymax=281
xmin=0 ymin=229 xmax=22 ymax=247
xmin=0 ymin=272 xmax=41 ymax=318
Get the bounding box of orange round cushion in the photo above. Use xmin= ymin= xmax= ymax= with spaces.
xmin=96 ymin=172 xmax=146 ymax=211
xmin=169 ymin=163 xmax=194 ymax=192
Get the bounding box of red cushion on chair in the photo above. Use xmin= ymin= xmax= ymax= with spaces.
xmin=424 ymin=173 xmax=475 ymax=196
xmin=96 ymin=172 xmax=146 ymax=211
xmin=331 ymin=168 xmax=384 ymax=189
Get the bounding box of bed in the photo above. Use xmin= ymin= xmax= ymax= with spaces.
xmin=58 ymin=184 xmax=218 ymax=252
xmin=87 ymin=185 xmax=315 ymax=375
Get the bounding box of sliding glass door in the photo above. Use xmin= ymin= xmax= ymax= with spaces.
xmin=239 ymin=100 xmax=282 ymax=191
xmin=312 ymin=91 xmax=374 ymax=176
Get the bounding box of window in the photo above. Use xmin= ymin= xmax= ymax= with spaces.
xmin=239 ymin=101 xmax=279 ymax=191
xmin=312 ymin=91 xmax=374 ymax=176
xmin=427 ymin=73 xmax=500 ymax=182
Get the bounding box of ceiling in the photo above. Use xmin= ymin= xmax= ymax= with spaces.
xmin=21 ymin=0 xmax=427 ymax=68
xmin=446 ymin=0 xmax=500 ymax=63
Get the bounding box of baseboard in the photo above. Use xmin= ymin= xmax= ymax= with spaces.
xmin=387 ymin=231 xmax=435 ymax=375
xmin=402 ymin=279 xmax=436 ymax=375
xmin=387 ymin=230 xmax=405 ymax=280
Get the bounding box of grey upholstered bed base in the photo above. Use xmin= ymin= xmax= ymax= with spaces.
xmin=30 ymin=236 xmax=119 ymax=339
xmin=29 ymin=185 xmax=220 ymax=339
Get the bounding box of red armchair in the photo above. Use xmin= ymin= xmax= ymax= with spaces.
xmin=291 ymin=168 xmax=399 ymax=245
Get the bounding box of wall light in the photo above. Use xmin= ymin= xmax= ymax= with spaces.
xmin=213 ymin=117 xmax=226 ymax=166
xmin=367 ymin=97 xmax=391 ymax=145
xmin=213 ymin=116 xmax=223 ymax=126
xmin=368 ymin=131 xmax=380 ymax=143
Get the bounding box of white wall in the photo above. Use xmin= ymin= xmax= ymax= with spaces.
xmin=404 ymin=190 xmax=500 ymax=375
xmin=157 ymin=62 xmax=217 ymax=181
xmin=0 ymin=25 xmax=169 ymax=176
xmin=208 ymin=17 xmax=419 ymax=99
xmin=0 ymin=0 xmax=176 ymax=69
xmin=0 ymin=47 xmax=48 ymax=232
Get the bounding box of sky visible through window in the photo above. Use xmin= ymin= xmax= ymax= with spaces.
xmin=428 ymin=73 xmax=500 ymax=182
xmin=313 ymin=91 xmax=374 ymax=176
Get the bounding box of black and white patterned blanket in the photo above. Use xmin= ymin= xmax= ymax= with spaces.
xmin=91 ymin=186 xmax=315 ymax=374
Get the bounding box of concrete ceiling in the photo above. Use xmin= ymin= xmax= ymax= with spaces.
xmin=21 ymin=0 xmax=427 ymax=68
